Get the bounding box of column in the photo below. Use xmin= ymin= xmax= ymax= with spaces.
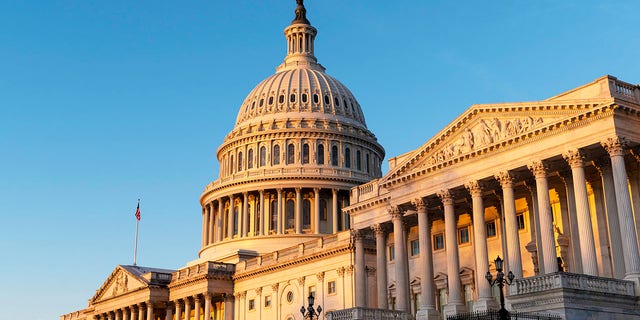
xmin=465 ymin=182 xmax=497 ymax=311
xmin=184 ymin=297 xmax=192 ymax=320
xmin=204 ymin=294 xmax=211 ymax=320
xmin=314 ymin=188 xmax=321 ymax=233
xmin=138 ymin=304 xmax=145 ymax=320
xmin=602 ymin=137 xmax=640 ymax=284
xmin=595 ymin=158 xmax=626 ymax=278
xmin=559 ymin=172 xmax=583 ymax=273
xmin=202 ymin=206 xmax=208 ymax=247
xmin=439 ymin=189 xmax=466 ymax=316
xmin=194 ymin=296 xmax=201 ymax=320
xmin=224 ymin=294 xmax=234 ymax=320
xmin=259 ymin=190 xmax=265 ymax=236
xmin=295 ymin=187 xmax=302 ymax=234
xmin=175 ymin=300 xmax=183 ymax=320
xmin=146 ymin=302 xmax=153 ymax=320
xmin=524 ymin=182 xmax=543 ymax=274
xmin=390 ymin=206 xmax=410 ymax=312
xmin=228 ymin=194 xmax=235 ymax=238
xmin=412 ymin=198 xmax=440 ymax=319
xmin=123 ymin=308 xmax=130 ymax=320
xmin=165 ymin=303 xmax=173 ymax=320
xmin=217 ymin=200 xmax=224 ymax=242
xmin=528 ymin=161 xmax=558 ymax=273
xmin=495 ymin=172 xmax=523 ymax=278
xmin=563 ymin=150 xmax=598 ymax=275
xmin=277 ymin=189 xmax=283 ymax=234
xmin=371 ymin=224 xmax=388 ymax=309
xmin=115 ymin=310 xmax=122 ymax=320
xmin=241 ymin=192 xmax=248 ymax=237
xmin=354 ymin=229 xmax=367 ymax=307
xmin=131 ymin=306 xmax=139 ymax=320
xmin=208 ymin=203 xmax=215 ymax=245
xmin=332 ymin=189 xmax=339 ymax=233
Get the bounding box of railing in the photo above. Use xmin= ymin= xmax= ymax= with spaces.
xmin=326 ymin=307 xmax=408 ymax=320
xmin=447 ymin=310 xmax=561 ymax=320
xmin=351 ymin=179 xmax=382 ymax=203
xmin=610 ymin=78 xmax=640 ymax=103
xmin=510 ymin=272 xmax=635 ymax=296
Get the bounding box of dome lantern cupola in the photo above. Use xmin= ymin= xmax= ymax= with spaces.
xmin=277 ymin=0 xmax=325 ymax=72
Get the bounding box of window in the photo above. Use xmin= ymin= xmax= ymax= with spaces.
xmin=270 ymin=200 xmax=277 ymax=232
xmin=259 ymin=98 xmax=264 ymax=107
xmin=290 ymin=94 xmax=296 ymax=102
xmin=324 ymin=95 xmax=330 ymax=105
xmin=486 ymin=220 xmax=497 ymax=237
xmin=286 ymin=291 xmax=294 ymax=303
xmin=328 ymin=281 xmax=336 ymax=294
xmin=259 ymin=146 xmax=266 ymax=167
xmin=273 ymin=145 xmax=280 ymax=165
xmin=344 ymin=147 xmax=351 ymax=168
xmin=230 ymin=155 xmax=234 ymax=173
xmin=302 ymin=93 xmax=308 ymax=103
xmin=279 ymin=95 xmax=284 ymax=104
xmin=320 ymin=199 xmax=328 ymax=221
xmin=313 ymin=94 xmax=319 ymax=103
xmin=331 ymin=145 xmax=339 ymax=166
xmin=248 ymin=149 xmax=254 ymax=169
xmin=433 ymin=233 xmax=444 ymax=251
xmin=366 ymin=153 xmax=370 ymax=173
xmin=287 ymin=143 xmax=295 ymax=164
xmin=308 ymin=285 xmax=316 ymax=299
xmin=334 ymin=97 xmax=340 ymax=106
xmin=464 ymin=284 xmax=474 ymax=310
xmin=317 ymin=144 xmax=325 ymax=165
xmin=268 ymin=96 xmax=273 ymax=105
xmin=264 ymin=295 xmax=272 ymax=307
xmin=286 ymin=199 xmax=295 ymax=229
xmin=517 ymin=213 xmax=526 ymax=230
xmin=303 ymin=199 xmax=311 ymax=229
xmin=458 ymin=227 xmax=470 ymax=244
xmin=388 ymin=245 xmax=395 ymax=261
xmin=302 ymin=143 xmax=309 ymax=164
xmin=248 ymin=299 xmax=255 ymax=310
xmin=356 ymin=150 xmax=362 ymax=170
xmin=410 ymin=239 xmax=420 ymax=256
xmin=237 ymin=152 xmax=243 ymax=171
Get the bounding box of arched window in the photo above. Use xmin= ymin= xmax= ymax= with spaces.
xmin=230 ymin=155 xmax=235 ymax=173
xmin=259 ymin=146 xmax=266 ymax=167
xmin=255 ymin=200 xmax=261 ymax=234
xmin=233 ymin=205 xmax=239 ymax=236
xmin=344 ymin=148 xmax=351 ymax=168
xmin=366 ymin=153 xmax=370 ymax=173
xmin=286 ymin=199 xmax=295 ymax=230
xmin=303 ymin=199 xmax=311 ymax=230
xmin=302 ymin=143 xmax=309 ymax=164
xmin=302 ymin=93 xmax=308 ymax=103
xmin=237 ymin=152 xmax=243 ymax=172
xmin=317 ymin=144 xmax=325 ymax=165
xmin=290 ymin=94 xmax=296 ymax=103
xmin=320 ymin=199 xmax=328 ymax=221
xmin=287 ymin=143 xmax=295 ymax=165
xmin=331 ymin=145 xmax=339 ymax=166
xmin=273 ymin=145 xmax=280 ymax=165
xmin=270 ymin=200 xmax=277 ymax=233
xmin=223 ymin=207 xmax=229 ymax=238
xmin=248 ymin=149 xmax=254 ymax=169
xmin=356 ymin=150 xmax=362 ymax=171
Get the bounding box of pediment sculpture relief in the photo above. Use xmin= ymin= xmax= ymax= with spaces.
xmin=111 ymin=272 xmax=129 ymax=297
xmin=425 ymin=116 xmax=544 ymax=167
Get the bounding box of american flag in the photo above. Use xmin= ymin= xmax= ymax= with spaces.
xmin=135 ymin=200 xmax=141 ymax=221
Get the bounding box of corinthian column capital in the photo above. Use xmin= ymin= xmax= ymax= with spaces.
xmin=437 ymin=189 xmax=453 ymax=205
xmin=601 ymin=135 xmax=629 ymax=157
xmin=495 ymin=171 xmax=514 ymax=188
xmin=562 ymin=149 xmax=585 ymax=168
xmin=411 ymin=198 xmax=427 ymax=211
xmin=528 ymin=160 xmax=548 ymax=178
xmin=464 ymin=180 xmax=482 ymax=197
xmin=388 ymin=206 xmax=403 ymax=221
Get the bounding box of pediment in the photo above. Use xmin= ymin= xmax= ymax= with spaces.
xmin=91 ymin=266 xmax=147 ymax=303
xmin=382 ymin=99 xmax=612 ymax=185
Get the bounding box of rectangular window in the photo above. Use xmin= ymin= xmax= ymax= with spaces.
xmin=458 ymin=226 xmax=470 ymax=244
xmin=328 ymin=281 xmax=337 ymax=294
xmin=248 ymin=299 xmax=255 ymax=310
xmin=308 ymin=285 xmax=316 ymax=299
xmin=410 ymin=239 xmax=420 ymax=256
xmin=388 ymin=245 xmax=395 ymax=261
xmin=264 ymin=295 xmax=271 ymax=308
xmin=433 ymin=233 xmax=445 ymax=251
xmin=486 ymin=220 xmax=497 ymax=237
xmin=517 ymin=213 xmax=526 ymax=230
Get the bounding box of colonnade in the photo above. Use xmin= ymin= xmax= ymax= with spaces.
xmin=93 ymin=302 xmax=154 ymax=320
xmin=201 ymin=188 xmax=349 ymax=246
xmin=353 ymin=136 xmax=640 ymax=316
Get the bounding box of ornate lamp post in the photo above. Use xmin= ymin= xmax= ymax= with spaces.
xmin=300 ymin=293 xmax=322 ymax=319
xmin=486 ymin=256 xmax=515 ymax=320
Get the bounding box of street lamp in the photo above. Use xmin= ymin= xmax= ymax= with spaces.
xmin=485 ymin=256 xmax=515 ymax=320
xmin=300 ymin=293 xmax=322 ymax=319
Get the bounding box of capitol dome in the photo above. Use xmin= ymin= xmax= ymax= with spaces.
xmin=198 ymin=1 xmax=384 ymax=263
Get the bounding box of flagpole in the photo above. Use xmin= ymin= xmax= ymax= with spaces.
xmin=133 ymin=199 xmax=140 ymax=266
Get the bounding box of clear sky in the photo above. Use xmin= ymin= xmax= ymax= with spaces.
xmin=1 ymin=1 xmax=638 ymax=319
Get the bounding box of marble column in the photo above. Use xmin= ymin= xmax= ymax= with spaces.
xmin=242 ymin=192 xmax=249 ymax=237
xmin=259 ymin=190 xmax=265 ymax=236
xmin=495 ymin=172 xmax=523 ymax=278
xmin=202 ymin=206 xmax=208 ymax=247
xmin=217 ymin=200 xmax=224 ymax=242
xmin=314 ymin=188 xmax=321 ymax=234
xmin=224 ymin=294 xmax=234 ymax=320
xmin=595 ymin=158 xmax=626 ymax=278
xmin=277 ymin=189 xmax=283 ymax=234
xmin=412 ymin=198 xmax=440 ymax=320
xmin=332 ymin=189 xmax=339 ymax=233
xmin=228 ymin=194 xmax=235 ymax=238
xmin=602 ymin=136 xmax=640 ymax=286
xmin=559 ymin=173 xmax=583 ymax=273
xmin=131 ymin=306 xmax=139 ymax=320
xmin=184 ymin=297 xmax=192 ymax=320
xmin=123 ymin=307 xmax=130 ymax=320
xmin=354 ymin=229 xmax=367 ymax=307
xmin=563 ymin=150 xmax=598 ymax=276
xmin=528 ymin=161 xmax=558 ymax=273
xmin=371 ymin=224 xmax=388 ymax=309
xmin=194 ymin=296 xmax=201 ymax=320
xmin=208 ymin=203 xmax=215 ymax=245
xmin=115 ymin=310 xmax=122 ymax=320
xmin=138 ymin=303 xmax=145 ymax=320
xmin=439 ymin=189 xmax=467 ymax=316
xmin=146 ymin=302 xmax=153 ymax=320
xmin=390 ymin=206 xmax=410 ymax=312
xmin=175 ymin=300 xmax=183 ymax=320
xmin=295 ymin=187 xmax=302 ymax=234
xmin=165 ymin=303 xmax=173 ymax=320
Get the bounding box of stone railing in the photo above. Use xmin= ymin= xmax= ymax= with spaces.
xmin=350 ymin=179 xmax=383 ymax=203
xmin=610 ymin=77 xmax=640 ymax=103
xmin=510 ymin=272 xmax=635 ymax=296
xmin=173 ymin=261 xmax=234 ymax=281
xmin=326 ymin=307 xmax=408 ymax=320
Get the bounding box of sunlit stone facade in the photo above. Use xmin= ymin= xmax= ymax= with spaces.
xmin=62 ymin=2 xmax=640 ymax=320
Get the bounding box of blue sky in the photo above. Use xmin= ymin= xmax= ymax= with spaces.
xmin=1 ymin=1 xmax=638 ymax=319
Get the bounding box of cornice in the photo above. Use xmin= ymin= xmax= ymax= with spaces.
xmin=343 ymin=195 xmax=390 ymax=215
